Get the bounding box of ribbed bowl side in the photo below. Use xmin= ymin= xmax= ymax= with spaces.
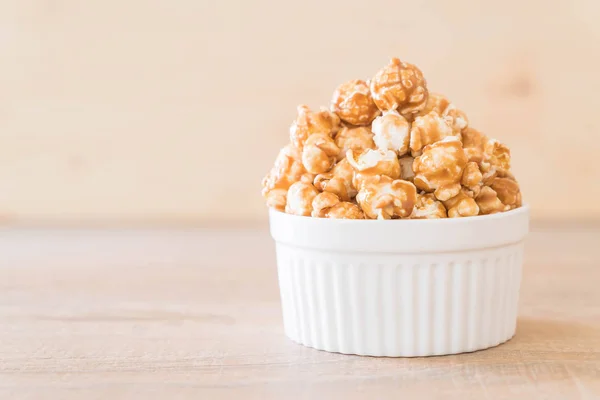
xmin=275 ymin=242 xmax=524 ymax=357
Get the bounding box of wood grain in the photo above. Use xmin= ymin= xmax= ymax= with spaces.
xmin=0 ymin=0 xmax=599 ymax=222
xmin=0 ymin=225 xmax=599 ymax=399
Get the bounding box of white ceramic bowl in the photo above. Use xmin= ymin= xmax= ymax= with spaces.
xmin=269 ymin=205 xmax=529 ymax=357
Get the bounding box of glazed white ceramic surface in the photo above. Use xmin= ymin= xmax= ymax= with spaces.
xmin=269 ymin=206 xmax=530 ymax=357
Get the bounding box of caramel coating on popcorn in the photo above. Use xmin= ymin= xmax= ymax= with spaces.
xmin=434 ymin=183 xmax=462 ymax=201
xmin=331 ymin=80 xmax=380 ymax=126
xmin=265 ymin=188 xmax=287 ymax=212
xmin=476 ymin=186 xmax=509 ymax=214
xmin=411 ymin=193 xmax=447 ymax=219
xmin=301 ymin=133 xmax=340 ymax=174
xmin=285 ymin=181 xmax=319 ymax=216
xmin=419 ymin=93 xmax=468 ymax=134
xmin=312 ymin=192 xmax=341 ymax=218
xmin=479 ymin=161 xmax=497 ymax=185
xmin=261 ymin=144 xmax=306 ymax=197
xmin=484 ymin=139 xmax=511 ymax=174
xmin=491 ymin=177 xmax=522 ymax=209
xmin=326 ymin=202 xmax=365 ymax=219
xmin=462 ymin=161 xmax=483 ymax=190
xmin=347 ymin=149 xmax=401 ymax=189
xmin=443 ymin=189 xmax=480 ymax=218
xmin=413 ymin=137 xmax=468 ymax=194
xmin=461 ymin=127 xmax=488 ymax=163
xmin=290 ymin=105 xmax=341 ymax=149
xmin=312 ymin=192 xmax=364 ymax=219
xmin=409 ymin=111 xmax=458 ymax=156
xmin=334 ymin=126 xmax=376 ymax=161
xmin=263 ymin=57 xmax=522 ymax=217
xmin=356 ymin=175 xmax=417 ymax=219
xmin=313 ymin=158 xmax=357 ymax=201
xmin=370 ymin=58 xmax=428 ymax=118
xmin=371 ymin=110 xmax=410 ymax=156
xmin=420 ymin=92 xmax=451 ymax=116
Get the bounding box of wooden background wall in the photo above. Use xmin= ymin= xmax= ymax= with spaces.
xmin=0 ymin=0 xmax=598 ymax=223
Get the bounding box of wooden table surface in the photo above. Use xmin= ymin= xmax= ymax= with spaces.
xmin=0 ymin=224 xmax=599 ymax=399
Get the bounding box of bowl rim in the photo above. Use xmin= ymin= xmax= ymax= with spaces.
xmin=269 ymin=204 xmax=529 ymax=225
xmin=269 ymin=205 xmax=530 ymax=253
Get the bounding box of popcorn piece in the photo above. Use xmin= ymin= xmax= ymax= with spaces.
xmin=399 ymin=156 xmax=415 ymax=181
xmin=314 ymin=158 xmax=357 ymax=201
xmin=265 ymin=188 xmax=287 ymax=212
xmin=479 ymin=161 xmax=497 ymax=185
xmin=490 ymin=177 xmax=522 ymax=209
xmin=334 ymin=126 xmax=376 ymax=161
xmin=434 ymin=183 xmax=461 ymax=201
xmin=312 ymin=192 xmax=341 ymax=218
xmin=476 ymin=186 xmax=509 ymax=214
xmin=299 ymin=172 xmax=316 ymax=184
xmin=413 ymin=137 xmax=468 ymax=197
xmin=370 ymin=58 xmax=428 ymax=118
xmin=444 ymin=104 xmax=469 ymax=134
xmin=461 ymin=161 xmax=483 ymax=194
xmin=409 ymin=111 xmax=458 ymax=156
xmin=411 ymin=193 xmax=447 ymax=219
xmin=484 ymin=139 xmax=511 ymax=174
xmin=261 ymin=144 xmax=306 ymax=198
xmin=347 ymin=148 xmax=401 ymax=189
xmin=443 ymin=189 xmax=479 ymax=218
xmin=301 ymin=133 xmax=340 ymax=174
xmin=461 ymin=127 xmax=488 ymax=163
xmin=285 ymin=181 xmax=319 ymax=216
xmin=356 ymin=175 xmax=417 ymax=219
xmin=290 ymin=105 xmax=341 ymax=149
xmin=311 ymin=192 xmax=364 ymax=219
xmin=419 ymin=93 xmax=468 ymax=134
xmin=371 ymin=110 xmax=410 ymax=156
xmin=326 ymin=202 xmax=365 ymax=219
xmin=331 ymin=79 xmax=380 ymax=126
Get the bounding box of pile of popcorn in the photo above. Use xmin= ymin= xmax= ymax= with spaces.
xmin=262 ymin=58 xmax=522 ymax=219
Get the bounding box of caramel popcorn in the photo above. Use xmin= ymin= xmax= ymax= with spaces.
xmin=479 ymin=161 xmax=498 ymax=185
xmin=461 ymin=161 xmax=483 ymax=196
xmin=290 ymin=105 xmax=341 ymax=149
xmin=347 ymin=148 xmax=401 ymax=189
xmin=443 ymin=189 xmax=480 ymax=218
xmin=419 ymin=93 xmax=468 ymax=134
xmin=371 ymin=110 xmax=410 ymax=156
xmin=263 ymin=56 xmax=522 ymax=219
xmin=261 ymin=144 xmax=306 ymax=198
xmin=409 ymin=111 xmax=458 ymax=156
xmin=476 ymin=186 xmax=509 ymax=215
xmin=326 ymin=202 xmax=365 ymax=219
xmin=285 ymin=181 xmax=319 ymax=216
xmin=356 ymin=175 xmax=417 ymax=219
xmin=331 ymin=79 xmax=380 ymax=126
xmin=411 ymin=193 xmax=447 ymax=219
xmin=313 ymin=158 xmax=357 ymax=201
xmin=434 ymin=183 xmax=462 ymax=202
xmin=413 ymin=137 xmax=468 ymax=197
xmin=311 ymin=192 xmax=365 ymax=219
xmin=312 ymin=192 xmax=341 ymax=218
xmin=461 ymin=127 xmax=487 ymax=164
xmin=334 ymin=126 xmax=376 ymax=161
xmin=370 ymin=58 xmax=428 ymax=118
xmin=265 ymin=188 xmax=287 ymax=212
xmin=490 ymin=177 xmax=522 ymax=209
xmin=484 ymin=139 xmax=511 ymax=174
xmin=301 ymin=133 xmax=340 ymax=174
